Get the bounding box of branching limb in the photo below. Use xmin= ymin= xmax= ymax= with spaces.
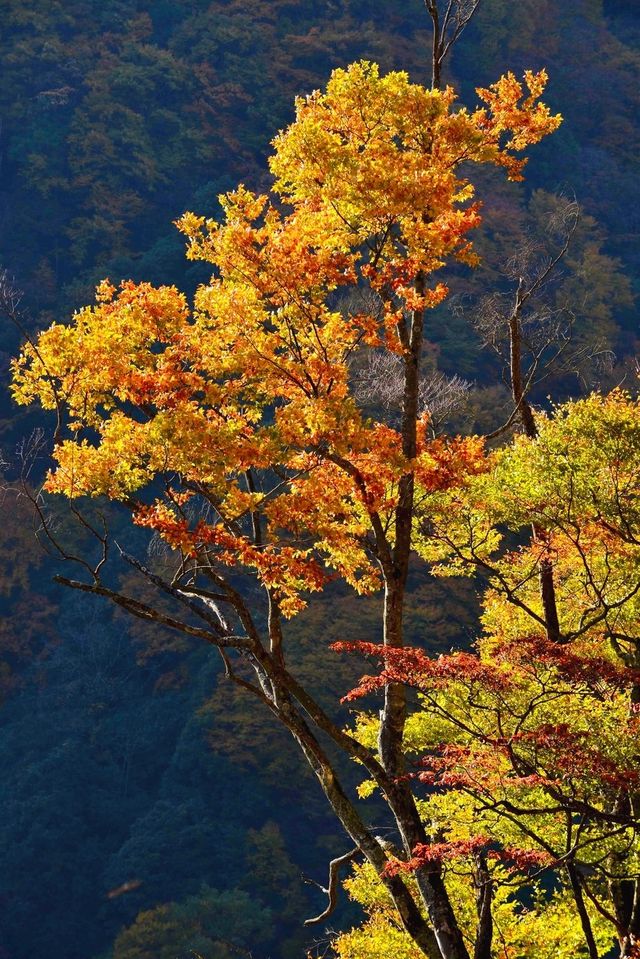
xmin=303 ymin=847 xmax=361 ymax=925
xmin=117 ymin=548 xmax=238 ymax=640
xmin=425 ymin=1 xmax=482 ymax=89
xmin=53 ymin=575 xmax=253 ymax=649
xmin=16 ymin=453 xmax=107 ymax=582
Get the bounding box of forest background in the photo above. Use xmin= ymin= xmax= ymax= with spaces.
xmin=0 ymin=1 xmax=639 ymax=957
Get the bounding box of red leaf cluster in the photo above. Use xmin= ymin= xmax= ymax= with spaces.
xmin=332 ymin=642 xmax=511 ymax=702
xmin=384 ymin=838 xmax=553 ymax=877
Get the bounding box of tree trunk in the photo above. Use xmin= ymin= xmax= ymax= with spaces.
xmin=473 ymin=853 xmax=493 ymax=959
xmin=508 ymin=309 xmax=562 ymax=643
xmin=267 ymin=683 xmax=441 ymax=957
xmin=566 ymin=861 xmax=599 ymax=959
xmin=376 ymin=277 xmax=470 ymax=959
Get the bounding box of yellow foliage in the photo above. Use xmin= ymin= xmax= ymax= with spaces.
xmin=11 ymin=60 xmax=560 ymax=615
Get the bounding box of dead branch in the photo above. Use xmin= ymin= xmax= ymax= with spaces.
xmin=425 ymin=0 xmax=482 ymax=89
xmin=303 ymin=847 xmax=361 ymax=925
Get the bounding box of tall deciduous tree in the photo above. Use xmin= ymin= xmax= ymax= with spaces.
xmin=11 ymin=60 xmax=560 ymax=958
xmin=335 ymin=390 xmax=640 ymax=959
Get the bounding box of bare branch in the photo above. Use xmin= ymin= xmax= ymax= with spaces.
xmin=425 ymin=1 xmax=482 ymax=89
xmin=351 ymin=350 xmax=470 ymax=433
xmin=117 ymin=547 xmax=237 ymax=639
xmin=54 ymin=575 xmax=253 ymax=649
xmin=303 ymin=847 xmax=361 ymax=925
xmin=0 ymin=268 xmax=63 ymax=442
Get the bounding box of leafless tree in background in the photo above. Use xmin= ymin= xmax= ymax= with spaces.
xmin=424 ymin=0 xmax=482 ymax=89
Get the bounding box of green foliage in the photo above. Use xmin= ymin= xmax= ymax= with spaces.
xmin=112 ymin=885 xmax=272 ymax=959
xmin=337 ymin=390 xmax=640 ymax=957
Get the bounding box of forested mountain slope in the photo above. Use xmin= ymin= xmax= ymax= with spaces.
xmin=0 ymin=3 xmax=638 ymax=957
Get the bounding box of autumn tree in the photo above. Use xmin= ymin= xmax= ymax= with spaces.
xmin=112 ymin=884 xmax=272 ymax=959
xmin=12 ymin=53 xmax=563 ymax=959
xmin=334 ymin=390 xmax=640 ymax=958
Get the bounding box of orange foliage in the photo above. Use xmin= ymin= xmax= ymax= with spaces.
xmin=12 ymin=61 xmax=560 ymax=615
